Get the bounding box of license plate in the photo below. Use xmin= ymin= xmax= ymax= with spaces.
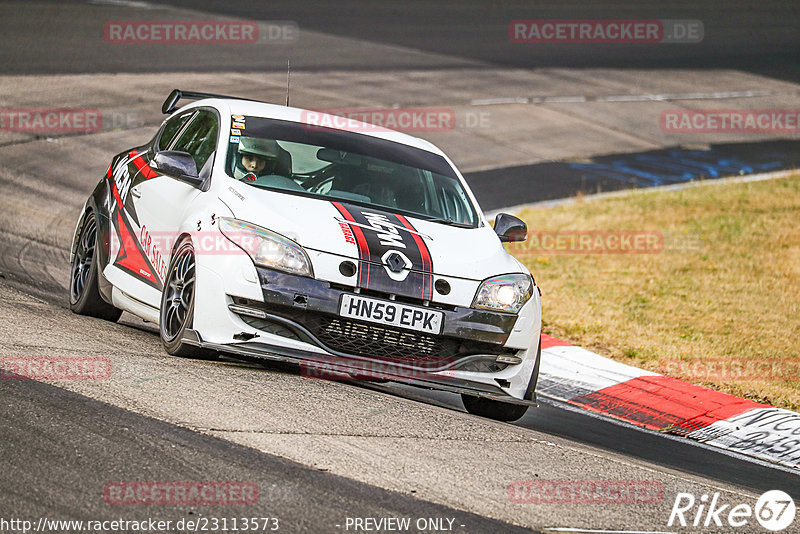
xmin=339 ymin=294 xmax=444 ymax=335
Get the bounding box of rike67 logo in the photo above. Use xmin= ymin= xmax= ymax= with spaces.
xmin=668 ymin=490 xmax=795 ymax=531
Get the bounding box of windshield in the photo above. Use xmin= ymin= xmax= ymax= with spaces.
xmin=225 ymin=116 xmax=479 ymax=227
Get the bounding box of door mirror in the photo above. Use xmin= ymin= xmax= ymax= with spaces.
xmin=152 ymin=150 xmax=203 ymax=187
xmin=494 ymin=213 xmax=527 ymax=242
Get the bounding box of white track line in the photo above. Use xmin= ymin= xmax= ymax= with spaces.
xmin=471 ymin=90 xmax=783 ymax=106
xmin=544 ymin=529 xmax=674 ymax=534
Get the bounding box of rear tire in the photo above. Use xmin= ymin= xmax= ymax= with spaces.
xmin=159 ymin=238 xmax=218 ymax=360
xmin=461 ymin=395 xmax=529 ymax=422
xmin=69 ymin=211 xmax=123 ymax=322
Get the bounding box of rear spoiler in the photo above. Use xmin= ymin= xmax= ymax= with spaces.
xmin=161 ymin=89 xmax=268 ymax=114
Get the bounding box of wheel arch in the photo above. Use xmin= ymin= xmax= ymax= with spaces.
xmin=74 ymin=171 xmax=117 ymax=303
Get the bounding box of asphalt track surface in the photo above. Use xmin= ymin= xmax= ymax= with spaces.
xmin=161 ymin=0 xmax=800 ymax=82
xmin=1 ymin=1 xmax=800 ymax=532
xmin=0 ymin=374 xmax=534 ymax=534
xmin=3 ymin=0 xmax=799 ymax=81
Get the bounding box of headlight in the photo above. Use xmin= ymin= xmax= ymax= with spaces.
xmin=473 ymin=274 xmax=533 ymax=313
xmin=219 ymin=218 xmax=313 ymax=278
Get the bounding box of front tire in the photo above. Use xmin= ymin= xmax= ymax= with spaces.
xmin=69 ymin=211 xmax=123 ymax=322
xmin=461 ymin=336 xmax=540 ymax=422
xmin=461 ymin=395 xmax=529 ymax=422
xmin=159 ymin=238 xmax=217 ymax=360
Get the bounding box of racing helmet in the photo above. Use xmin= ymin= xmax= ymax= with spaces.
xmin=234 ymin=137 xmax=281 ymax=180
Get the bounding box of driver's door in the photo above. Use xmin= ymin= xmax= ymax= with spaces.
xmin=127 ymin=109 xmax=219 ymax=307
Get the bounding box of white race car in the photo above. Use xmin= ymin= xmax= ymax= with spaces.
xmin=69 ymin=90 xmax=541 ymax=421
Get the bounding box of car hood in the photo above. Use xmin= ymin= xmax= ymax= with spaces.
xmin=220 ymin=183 xmax=524 ymax=287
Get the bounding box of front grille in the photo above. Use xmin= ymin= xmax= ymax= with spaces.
xmin=277 ymin=308 xmax=511 ymax=364
xmin=230 ymin=295 xmax=514 ymax=367
xmin=315 ymin=316 xmax=445 ymax=361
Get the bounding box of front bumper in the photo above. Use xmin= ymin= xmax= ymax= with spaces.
xmin=190 ymin=263 xmax=541 ymax=401
xmin=181 ymin=328 xmax=540 ymax=406
xmin=249 ymin=269 xmax=519 ymax=365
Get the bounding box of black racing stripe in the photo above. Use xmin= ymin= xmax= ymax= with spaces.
xmin=331 ymin=202 xmax=371 ymax=289
xmin=396 ymin=214 xmax=434 ymax=301
xmin=336 ymin=203 xmax=426 ymax=298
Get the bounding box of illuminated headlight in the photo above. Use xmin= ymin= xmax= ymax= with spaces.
xmin=473 ymin=274 xmax=533 ymax=313
xmin=219 ymin=218 xmax=313 ymax=277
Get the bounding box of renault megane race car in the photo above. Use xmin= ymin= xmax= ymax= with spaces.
xmin=69 ymin=90 xmax=541 ymax=421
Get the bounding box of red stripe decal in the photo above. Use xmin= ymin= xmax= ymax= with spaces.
xmin=541 ymin=334 xmax=572 ymax=349
xmin=114 ymin=210 xmax=157 ymax=283
xmin=110 ymin=179 xmax=124 ymax=207
xmin=569 ymin=375 xmax=769 ymax=431
xmin=332 ymin=202 xmax=371 ymax=288
xmin=128 ymin=150 xmax=159 ymax=179
xmin=395 ymin=214 xmax=433 ymax=300
xmin=108 ymin=176 xmax=159 ymax=287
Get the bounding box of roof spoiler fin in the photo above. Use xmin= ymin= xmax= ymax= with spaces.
xmin=162 ymin=89 xmax=266 ymax=114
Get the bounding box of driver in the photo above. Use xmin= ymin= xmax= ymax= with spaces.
xmin=234 ymin=137 xmax=281 ymax=181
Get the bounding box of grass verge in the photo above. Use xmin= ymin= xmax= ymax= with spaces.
xmin=509 ymin=175 xmax=800 ymax=410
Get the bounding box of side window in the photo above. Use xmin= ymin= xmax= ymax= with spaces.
xmin=157 ymin=112 xmax=193 ymax=151
xmin=171 ymin=110 xmax=219 ymax=171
